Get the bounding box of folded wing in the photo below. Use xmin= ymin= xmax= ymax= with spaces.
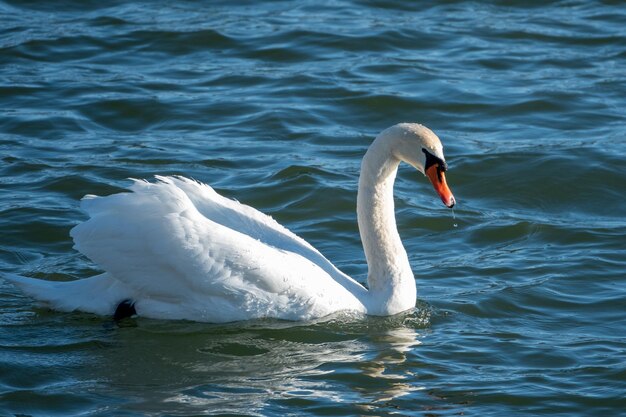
xmin=70 ymin=177 xmax=364 ymax=321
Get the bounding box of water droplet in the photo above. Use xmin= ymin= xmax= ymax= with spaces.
xmin=452 ymin=207 xmax=458 ymax=228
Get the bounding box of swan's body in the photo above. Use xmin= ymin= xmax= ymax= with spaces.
xmin=4 ymin=123 xmax=455 ymax=323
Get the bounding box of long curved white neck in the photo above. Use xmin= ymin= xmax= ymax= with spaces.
xmin=357 ymin=135 xmax=416 ymax=315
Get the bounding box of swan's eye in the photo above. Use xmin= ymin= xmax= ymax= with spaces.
xmin=422 ymin=148 xmax=448 ymax=172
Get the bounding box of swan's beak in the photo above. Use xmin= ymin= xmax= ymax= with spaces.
xmin=426 ymin=164 xmax=455 ymax=208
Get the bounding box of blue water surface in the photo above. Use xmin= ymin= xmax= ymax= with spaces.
xmin=1 ymin=1 xmax=625 ymax=416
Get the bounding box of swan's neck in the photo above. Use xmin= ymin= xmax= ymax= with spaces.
xmin=357 ymin=136 xmax=416 ymax=315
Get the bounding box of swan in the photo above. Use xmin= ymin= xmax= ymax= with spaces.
xmin=4 ymin=123 xmax=455 ymax=323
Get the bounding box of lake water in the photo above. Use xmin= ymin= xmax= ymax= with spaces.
xmin=1 ymin=0 xmax=625 ymax=416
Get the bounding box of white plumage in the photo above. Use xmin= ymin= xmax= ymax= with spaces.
xmin=4 ymin=123 xmax=455 ymax=323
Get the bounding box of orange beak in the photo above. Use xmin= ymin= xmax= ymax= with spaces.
xmin=426 ymin=164 xmax=455 ymax=208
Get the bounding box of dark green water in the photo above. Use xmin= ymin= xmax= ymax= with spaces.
xmin=1 ymin=1 xmax=625 ymax=416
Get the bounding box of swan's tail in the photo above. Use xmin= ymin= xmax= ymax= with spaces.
xmin=3 ymin=272 xmax=132 ymax=316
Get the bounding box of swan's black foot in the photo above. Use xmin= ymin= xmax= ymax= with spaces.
xmin=113 ymin=299 xmax=137 ymax=321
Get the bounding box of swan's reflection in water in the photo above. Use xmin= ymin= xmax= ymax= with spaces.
xmin=91 ymin=310 xmax=431 ymax=415
xmin=357 ymin=326 xmax=425 ymax=405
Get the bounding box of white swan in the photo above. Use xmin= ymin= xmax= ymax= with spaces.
xmin=4 ymin=123 xmax=455 ymax=323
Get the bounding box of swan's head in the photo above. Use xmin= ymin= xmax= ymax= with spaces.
xmin=384 ymin=123 xmax=456 ymax=208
